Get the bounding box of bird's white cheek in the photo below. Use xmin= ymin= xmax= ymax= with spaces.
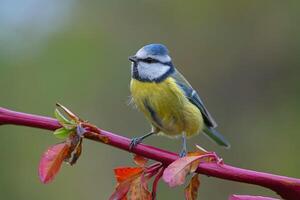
xmin=137 ymin=62 xmax=170 ymax=80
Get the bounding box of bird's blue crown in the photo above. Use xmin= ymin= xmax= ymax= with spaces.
xmin=142 ymin=44 xmax=169 ymax=56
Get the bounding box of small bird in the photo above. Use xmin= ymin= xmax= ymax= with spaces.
xmin=129 ymin=44 xmax=230 ymax=157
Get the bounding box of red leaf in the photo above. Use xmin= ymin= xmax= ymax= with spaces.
xmin=109 ymin=180 xmax=131 ymax=200
xmin=133 ymin=154 xmax=148 ymax=167
xmin=110 ymin=167 xmax=145 ymax=200
xmin=229 ymin=195 xmax=280 ymax=200
xmin=114 ymin=167 xmax=143 ymax=183
xmin=127 ymin=176 xmax=152 ymax=200
xmin=162 ymin=155 xmax=203 ymax=187
xmin=162 ymin=151 xmax=217 ymax=188
xmin=109 ymin=175 xmax=152 ymax=200
xmin=185 ymin=174 xmax=200 ymax=200
xmin=38 ymin=143 xmax=70 ymax=184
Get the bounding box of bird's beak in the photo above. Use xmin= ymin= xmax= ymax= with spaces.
xmin=128 ymin=55 xmax=138 ymax=63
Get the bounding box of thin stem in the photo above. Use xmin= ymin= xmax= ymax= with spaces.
xmin=0 ymin=107 xmax=300 ymax=200
xmin=152 ymin=166 xmax=165 ymax=200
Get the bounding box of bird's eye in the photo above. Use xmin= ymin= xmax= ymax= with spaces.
xmin=144 ymin=57 xmax=155 ymax=63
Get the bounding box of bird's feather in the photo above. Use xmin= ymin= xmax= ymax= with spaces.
xmin=203 ymin=127 xmax=230 ymax=148
xmin=170 ymin=69 xmax=230 ymax=148
xmin=170 ymin=69 xmax=217 ymax=128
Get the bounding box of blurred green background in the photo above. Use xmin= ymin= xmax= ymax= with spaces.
xmin=1 ymin=0 xmax=299 ymax=199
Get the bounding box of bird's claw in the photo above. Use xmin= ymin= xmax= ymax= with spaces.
xmin=179 ymin=149 xmax=187 ymax=158
xmin=129 ymin=137 xmax=143 ymax=150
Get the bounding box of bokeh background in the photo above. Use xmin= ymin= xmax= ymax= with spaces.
xmin=1 ymin=0 xmax=299 ymax=199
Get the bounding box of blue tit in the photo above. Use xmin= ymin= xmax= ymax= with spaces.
xmin=129 ymin=44 xmax=230 ymax=157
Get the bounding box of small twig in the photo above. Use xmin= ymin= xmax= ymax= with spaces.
xmin=152 ymin=166 xmax=165 ymax=199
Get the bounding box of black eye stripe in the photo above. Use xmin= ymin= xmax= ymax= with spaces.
xmin=140 ymin=57 xmax=157 ymax=63
xmin=138 ymin=57 xmax=166 ymax=64
xmin=137 ymin=58 xmax=173 ymax=67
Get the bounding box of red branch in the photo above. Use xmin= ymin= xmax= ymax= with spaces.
xmin=0 ymin=107 xmax=299 ymax=200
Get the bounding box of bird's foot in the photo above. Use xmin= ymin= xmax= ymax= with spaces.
xmin=129 ymin=137 xmax=143 ymax=150
xmin=179 ymin=149 xmax=187 ymax=158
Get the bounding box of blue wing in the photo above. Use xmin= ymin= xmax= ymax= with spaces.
xmin=170 ymin=69 xmax=217 ymax=128
xmin=170 ymin=69 xmax=230 ymax=148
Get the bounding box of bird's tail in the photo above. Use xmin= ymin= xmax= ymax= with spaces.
xmin=203 ymin=127 xmax=231 ymax=148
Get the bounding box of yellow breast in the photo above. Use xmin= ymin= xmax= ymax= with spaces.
xmin=130 ymin=77 xmax=203 ymax=137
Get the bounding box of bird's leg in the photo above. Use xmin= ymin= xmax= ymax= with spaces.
xmin=179 ymin=133 xmax=187 ymax=157
xmin=129 ymin=130 xmax=157 ymax=150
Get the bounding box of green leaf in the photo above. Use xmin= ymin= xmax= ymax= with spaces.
xmin=55 ymin=109 xmax=75 ymax=129
xmin=53 ymin=127 xmax=72 ymax=139
xmin=55 ymin=109 xmax=69 ymax=124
